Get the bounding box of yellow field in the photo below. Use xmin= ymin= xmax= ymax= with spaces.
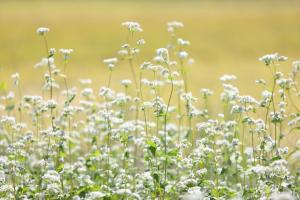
xmin=1 ymin=1 xmax=300 ymax=95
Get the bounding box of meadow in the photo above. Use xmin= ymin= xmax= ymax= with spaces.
xmin=1 ymin=1 xmax=300 ymax=95
xmin=0 ymin=1 xmax=300 ymax=200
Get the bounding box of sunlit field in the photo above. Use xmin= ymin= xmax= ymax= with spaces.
xmin=0 ymin=1 xmax=300 ymax=199
xmin=1 ymin=1 xmax=300 ymax=94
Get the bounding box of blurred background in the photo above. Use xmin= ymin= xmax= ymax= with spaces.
xmin=0 ymin=0 xmax=300 ymax=98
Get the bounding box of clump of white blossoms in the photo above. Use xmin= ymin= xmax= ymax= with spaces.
xmin=59 ymin=48 xmax=73 ymax=60
xmin=122 ymin=21 xmax=143 ymax=32
xmin=120 ymin=79 xmax=132 ymax=87
xmin=36 ymin=27 xmax=50 ymax=35
xmin=259 ymin=52 xmax=288 ymax=66
xmin=103 ymin=57 xmax=118 ymax=70
xmin=0 ymin=21 xmax=299 ymax=200
xmin=167 ymin=20 xmax=184 ymax=32
xmin=220 ymin=74 xmax=237 ymax=82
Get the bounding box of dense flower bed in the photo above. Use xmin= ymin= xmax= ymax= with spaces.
xmin=0 ymin=21 xmax=299 ymax=200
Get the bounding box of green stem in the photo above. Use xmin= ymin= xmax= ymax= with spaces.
xmin=163 ymin=78 xmax=174 ymax=199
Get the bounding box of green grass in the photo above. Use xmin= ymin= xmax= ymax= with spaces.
xmin=0 ymin=0 xmax=300 ymax=96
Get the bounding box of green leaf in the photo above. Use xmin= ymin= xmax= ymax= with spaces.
xmin=65 ymin=93 xmax=76 ymax=106
xmin=168 ymin=149 xmax=178 ymax=157
xmin=147 ymin=140 xmax=157 ymax=156
xmin=56 ymin=163 xmax=64 ymax=172
xmin=211 ymin=188 xmax=219 ymax=197
xmin=271 ymin=156 xmax=281 ymax=162
xmin=17 ymin=155 xmax=26 ymax=163
xmin=124 ymin=150 xmax=129 ymax=159
xmin=5 ymin=103 xmax=15 ymax=112
xmin=91 ymin=149 xmax=101 ymax=157
xmin=153 ymin=172 xmax=159 ymax=183
xmin=120 ymin=133 xmax=128 ymax=143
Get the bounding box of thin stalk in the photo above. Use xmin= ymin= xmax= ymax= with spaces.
xmin=278 ymin=122 xmax=282 ymax=148
xmin=163 ymin=65 xmax=174 ymax=199
xmin=139 ymin=70 xmax=148 ymax=135
xmin=177 ymin=92 xmax=182 ymax=143
xmin=42 ymin=35 xmax=55 ymax=165
xmin=245 ymin=109 xmax=256 ymax=165
xmin=104 ymin=69 xmax=113 ymax=188
xmin=17 ymin=84 xmax=22 ymax=123
xmin=153 ymin=71 xmax=160 ymax=136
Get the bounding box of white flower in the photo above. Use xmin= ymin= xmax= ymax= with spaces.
xmin=292 ymin=60 xmax=300 ymax=75
xmin=180 ymin=187 xmax=205 ymax=200
xmin=99 ymin=86 xmax=115 ymax=99
xmin=103 ymin=57 xmax=118 ymax=70
xmin=1 ymin=116 xmax=16 ymax=126
xmin=239 ymin=95 xmax=258 ymax=105
xmin=200 ymin=88 xmax=213 ymax=98
xmin=46 ymin=100 xmax=57 ymax=109
xmin=167 ymin=21 xmax=184 ymax=32
xmin=81 ymin=88 xmax=94 ymax=97
xmin=156 ymin=48 xmax=169 ymax=63
xmin=178 ymin=51 xmax=188 ymax=59
xmin=42 ymin=170 xmax=60 ymax=183
xmin=118 ymin=49 xmax=128 ymax=57
xmin=60 ymin=48 xmax=73 ymax=60
xmin=220 ymin=74 xmax=237 ymax=82
xmin=249 ymin=165 xmax=269 ymax=176
xmin=79 ymin=79 xmax=92 ymax=86
xmin=115 ymin=189 xmax=131 ymax=195
xmin=11 ymin=73 xmax=20 ymax=86
xmin=121 ymin=79 xmax=132 ymax=87
xmin=270 ymin=192 xmax=295 ymax=200
xmin=35 ymin=57 xmax=55 ymax=69
xmin=255 ymin=79 xmax=266 ymax=85
xmin=86 ymin=191 xmax=106 ymax=199
xmin=181 ymin=92 xmax=197 ymax=103
xmin=122 ymin=21 xmax=142 ymax=32
xmin=177 ymin=38 xmax=190 ymax=46
xmin=137 ymin=39 xmax=146 ymax=45
xmin=36 ymin=27 xmax=50 ymax=35
xmin=49 ymin=48 xmax=56 ymax=56
xmin=259 ymin=53 xmax=288 ymax=66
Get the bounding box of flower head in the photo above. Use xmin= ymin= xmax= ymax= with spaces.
xmin=154 ymin=48 xmax=169 ymax=63
xmin=36 ymin=27 xmax=50 ymax=36
xmin=60 ymin=48 xmax=73 ymax=60
xmin=220 ymin=74 xmax=237 ymax=82
xmin=178 ymin=51 xmax=188 ymax=60
xmin=11 ymin=73 xmax=20 ymax=86
xmin=167 ymin=21 xmax=184 ymax=33
xmin=103 ymin=57 xmax=118 ymax=70
xmin=122 ymin=21 xmax=142 ymax=33
xmin=121 ymin=79 xmax=132 ymax=87
xmin=259 ymin=53 xmax=288 ymax=66
xmin=292 ymin=60 xmax=300 ymax=75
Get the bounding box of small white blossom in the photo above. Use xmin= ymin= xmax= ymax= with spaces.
xmin=36 ymin=27 xmax=50 ymax=35
xmin=11 ymin=73 xmax=20 ymax=86
xmin=103 ymin=57 xmax=118 ymax=70
xmin=259 ymin=53 xmax=288 ymax=66
xmin=60 ymin=48 xmax=73 ymax=60
xmin=122 ymin=21 xmax=142 ymax=32
xmin=220 ymin=74 xmax=237 ymax=82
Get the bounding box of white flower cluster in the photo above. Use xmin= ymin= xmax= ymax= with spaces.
xmin=36 ymin=27 xmax=50 ymax=35
xmin=122 ymin=21 xmax=143 ymax=32
xmin=0 ymin=21 xmax=298 ymax=200
xmin=60 ymin=48 xmax=73 ymax=60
